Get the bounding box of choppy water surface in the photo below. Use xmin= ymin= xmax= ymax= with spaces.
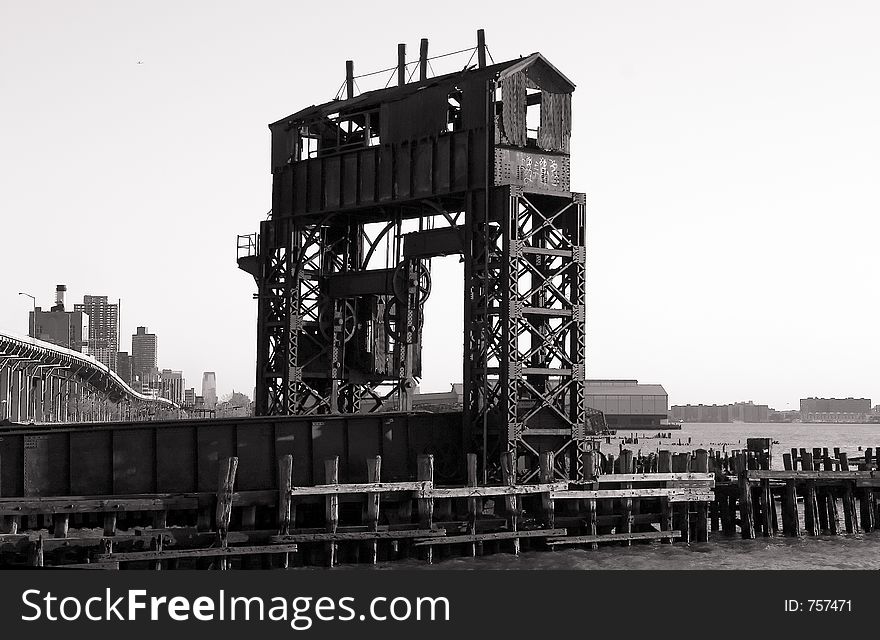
xmin=385 ymin=423 xmax=880 ymax=570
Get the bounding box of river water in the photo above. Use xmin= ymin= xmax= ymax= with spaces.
xmin=387 ymin=423 xmax=880 ymax=570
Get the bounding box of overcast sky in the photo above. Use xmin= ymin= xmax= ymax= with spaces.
xmin=2 ymin=1 xmax=878 ymax=409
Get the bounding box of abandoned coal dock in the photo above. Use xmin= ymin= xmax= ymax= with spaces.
xmin=2 ymin=32 xmax=879 ymax=569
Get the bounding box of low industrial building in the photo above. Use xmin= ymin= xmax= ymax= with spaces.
xmin=671 ymin=401 xmax=769 ymax=423
xmin=800 ymin=397 xmax=872 ymax=423
xmin=584 ymin=380 xmax=669 ymax=429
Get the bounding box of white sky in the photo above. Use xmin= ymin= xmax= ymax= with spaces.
xmin=1 ymin=1 xmax=878 ymax=409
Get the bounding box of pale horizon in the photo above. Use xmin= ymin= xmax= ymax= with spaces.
xmin=2 ymin=1 xmax=878 ymax=409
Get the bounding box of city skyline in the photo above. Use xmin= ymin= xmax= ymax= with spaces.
xmin=2 ymin=2 xmax=879 ymax=409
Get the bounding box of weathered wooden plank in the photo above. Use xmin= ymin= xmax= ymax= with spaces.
xmin=747 ymin=470 xmax=877 ymax=480
xmin=547 ymin=530 xmax=682 ymax=546
xmin=595 ymin=473 xmax=714 ymax=484
xmin=366 ymin=456 xmax=381 ymax=564
xmin=412 ymin=528 xmax=567 ymax=546
xmin=500 ymin=451 xmax=519 ymax=555
xmin=417 ymin=455 xmax=434 ymax=564
xmin=0 ymin=496 xmax=199 ymax=515
xmin=289 ymin=481 xmax=429 ymax=495
xmin=271 ymin=529 xmax=446 ymax=543
xmin=55 ymin=562 xmax=120 ymax=570
xmin=424 ymin=482 xmax=567 ymax=498
xmin=550 ymin=488 xmax=712 ymax=500
xmin=325 ymin=457 xmax=339 ymax=567
xmin=95 ymin=543 xmax=302 ymax=562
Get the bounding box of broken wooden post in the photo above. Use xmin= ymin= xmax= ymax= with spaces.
xmin=325 ymin=456 xmax=339 ymax=567
xmin=466 ymin=453 xmax=480 ymax=557
xmin=802 ymin=451 xmax=819 ymax=536
xmin=839 ymin=453 xmax=858 ymax=534
xmin=620 ymin=449 xmax=634 ymax=545
xmin=539 ymin=451 xmax=555 ymax=530
xmin=758 ymin=479 xmax=773 ymax=537
xmin=278 ymin=455 xmax=294 ymax=569
xmin=672 ymin=453 xmax=690 ymax=543
xmin=53 ymin=513 xmax=69 ymax=539
xmin=695 ymin=449 xmax=710 ymax=542
xmin=367 ymin=456 xmax=382 ymax=564
xmin=735 ymin=453 xmax=755 ymax=539
xmin=417 ymin=454 xmax=434 ymax=564
xmin=658 ymin=450 xmax=674 ymax=543
xmin=500 ymin=450 xmax=519 ymax=555
xmin=216 ymin=456 xmax=238 ymax=570
xmin=582 ymin=449 xmax=598 ymax=549
xmin=32 ymin=535 xmax=44 ymax=567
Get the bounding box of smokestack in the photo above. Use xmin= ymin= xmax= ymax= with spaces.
xmin=477 ymin=29 xmax=486 ymax=68
xmin=345 ymin=60 xmax=354 ymax=99
xmin=419 ymin=38 xmax=428 ymax=81
xmin=397 ymin=43 xmax=406 ymax=86
xmin=53 ymin=284 xmax=67 ymax=312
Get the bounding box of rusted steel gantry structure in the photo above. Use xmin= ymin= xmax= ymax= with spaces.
xmin=239 ymin=33 xmax=604 ymax=481
xmin=0 ymin=331 xmax=177 ymax=424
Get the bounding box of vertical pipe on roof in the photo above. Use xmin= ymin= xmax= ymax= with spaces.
xmin=345 ymin=60 xmax=354 ymax=99
xmin=397 ymin=44 xmax=406 ymax=86
xmin=419 ymin=38 xmax=428 ymax=81
xmin=477 ymin=29 xmax=486 ymax=68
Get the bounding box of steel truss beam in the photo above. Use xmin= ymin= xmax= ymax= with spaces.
xmin=465 ymin=186 xmax=594 ymax=482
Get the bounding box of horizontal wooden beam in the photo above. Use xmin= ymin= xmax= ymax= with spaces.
xmin=595 ymin=473 xmax=714 ymax=484
xmin=270 ymin=528 xmax=445 ymax=543
xmin=0 ymin=495 xmax=198 ymax=515
xmin=289 ymin=481 xmax=429 ymax=496
xmin=95 ymin=543 xmax=302 ymax=563
xmin=424 ymin=482 xmax=567 ymax=498
xmin=412 ymin=528 xmax=567 ymax=546
xmin=746 ymin=471 xmax=875 ymax=480
xmin=547 ymin=530 xmax=682 ymax=546
xmin=551 ymin=488 xmax=712 ymax=500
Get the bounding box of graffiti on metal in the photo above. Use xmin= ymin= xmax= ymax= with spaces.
xmin=494 ymin=147 xmax=570 ymax=193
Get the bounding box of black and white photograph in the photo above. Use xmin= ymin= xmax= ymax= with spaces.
xmin=1 ymin=0 xmax=878 ymax=634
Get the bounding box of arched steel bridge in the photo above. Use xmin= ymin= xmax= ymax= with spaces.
xmin=0 ymin=330 xmax=178 ymax=424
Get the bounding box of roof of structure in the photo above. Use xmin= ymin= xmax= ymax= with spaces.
xmin=271 ymin=52 xmax=575 ymax=126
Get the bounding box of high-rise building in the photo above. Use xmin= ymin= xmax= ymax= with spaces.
xmin=202 ymin=372 xmax=217 ymax=409
xmin=29 ymin=285 xmax=89 ymax=352
xmin=74 ymin=295 xmax=119 ymax=371
xmin=116 ymin=352 xmax=132 ymax=387
xmin=184 ymin=388 xmax=196 ymax=408
xmin=131 ymin=326 xmax=157 ymax=383
xmin=160 ymin=369 xmax=184 ymax=405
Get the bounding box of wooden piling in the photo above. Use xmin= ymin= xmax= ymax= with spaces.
xmin=758 ymin=479 xmax=773 ymax=537
xmin=694 ymin=449 xmax=709 ymax=542
xmin=466 ymin=453 xmax=479 ymax=556
xmin=838 ymin=453 xmax=858 ymax=534
xmin=736 ymin=453 xmax=755 ymax=539
xmin=216 ymin=456 xmax=238 ymax=570
xmin=582 ymin=450 xmax=598 ymax=549
xmin=417 ymin=454 xmax=435 ymax=564
xmin=366 ymin=456 xmax=381 ymax=564
xmin=325 ymin=456 xmax=339 ymax=567
xmin=658 ymin=450 xmax=674 ymax=543
xmin=53 ymin=513 xmax=69 ymax=539
xmin=278 ymin=455 xmax=294 ymax=568
xmin=539 ymin=451 xmax=555 ymax=529
xmin=802 ymin=452 xmax=819 ymax=536
xmin=500 ymin=451 xmax=519 ymax=555
xmin=620 ymin=449 xmax=633 ymax=545
xmin=860 ymin=488 xmax=875 ymax=533
xmin=781 ymin=477 xmax=800 ymax=537
xmin=672 ymin=453 xmax=690 ymax=543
